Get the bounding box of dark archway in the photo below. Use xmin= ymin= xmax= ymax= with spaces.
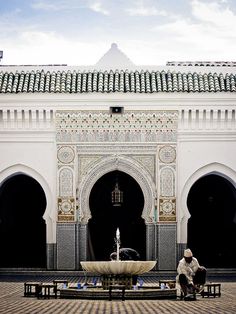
xmin=187 ymin=174 xmax=236 ymax=267
xmin=0 ymin=174 xmax=47 ymax=268
xmin=88 ymin=170 xmax=145 ymax=261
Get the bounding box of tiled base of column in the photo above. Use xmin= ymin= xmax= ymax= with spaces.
xmin=157 ymin=224 xmax=177 ymax=270
xmin=57 ymin=223 xmax=76 ymax=270
xmin=47 ymin=243 xmax=57 ymax=270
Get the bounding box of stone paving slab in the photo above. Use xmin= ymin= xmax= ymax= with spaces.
xmin=0 ymin=280 xmax=236 ymax=314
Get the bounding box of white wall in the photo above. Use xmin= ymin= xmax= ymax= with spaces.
xmin=0 ymin=132 xmax=57 ymax=243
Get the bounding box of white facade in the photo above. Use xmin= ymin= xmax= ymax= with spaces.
xmin=0 ymin=48 xmax=236 ymax=269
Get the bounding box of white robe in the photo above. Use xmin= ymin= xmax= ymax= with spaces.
xmin=176 ymin=257 xmax=200 ymax=285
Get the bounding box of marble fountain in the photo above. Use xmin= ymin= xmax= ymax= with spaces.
xmin=59 ymin=229 xmax=177 ymax=300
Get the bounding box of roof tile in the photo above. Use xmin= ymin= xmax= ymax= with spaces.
xmin=182 ymin=73 xmax=188 ymax=92
xmin=0 ymin=69 xmax=236 ymax=93
xmin=135 ymin=70 xmax=140 ymax=93
xmin=161 ymin=71 xmax=167 ymax=92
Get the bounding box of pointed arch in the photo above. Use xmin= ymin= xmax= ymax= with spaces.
xmin=179 ymin=162 xmax=236 ymax=243
xmin=0 ymin=163 xmax=56 ymax=243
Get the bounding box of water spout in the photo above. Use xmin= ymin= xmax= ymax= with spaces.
xmin=115 ymin=228 xmax=120 ymax=261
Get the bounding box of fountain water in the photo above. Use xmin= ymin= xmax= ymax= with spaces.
xmin=116 ymin=228 xmax=120 ymax=261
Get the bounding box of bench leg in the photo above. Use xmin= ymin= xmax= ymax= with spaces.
xmin=122 ymin=288 xmax=125 ymax=301
xmin=109 ymin=287 xmax=112 ymax=301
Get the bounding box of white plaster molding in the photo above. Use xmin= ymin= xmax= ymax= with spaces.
xmin=178 ymin=162 xmax=236 ymax=243
xmin=78 ymin=155 xmax=156 ymax=224
xmin=178 ymin=131 xmax=236 ymax=141
xmin=1 ymin=92 xmax=236 ymax=110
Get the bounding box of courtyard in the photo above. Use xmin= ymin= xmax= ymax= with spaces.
xmin=0 ymin=275 xmax=235 ymax=314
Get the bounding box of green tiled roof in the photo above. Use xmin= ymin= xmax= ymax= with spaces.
xmin=0 ymin=69 xmax=236 ymax=93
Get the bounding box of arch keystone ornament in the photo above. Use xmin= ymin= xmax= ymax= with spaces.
xmin=78 ymin=155 xmax=156 ymax=224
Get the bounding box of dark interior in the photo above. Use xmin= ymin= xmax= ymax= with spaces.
xmin=88 ymin=170 xmax=146 ymax=261
xmin=187 ymin=174 xmax=236 ymax=267
xmin=0 ymin=174 xmax=47 ymax=268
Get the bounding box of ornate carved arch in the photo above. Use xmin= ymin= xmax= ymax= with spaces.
xmin=78 ymin=155 xmax=156 ymax=224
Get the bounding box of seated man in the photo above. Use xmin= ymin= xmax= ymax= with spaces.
xmin=176 ymin=249 xmax=206 ymax=300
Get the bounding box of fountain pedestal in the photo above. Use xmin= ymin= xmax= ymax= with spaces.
xmin=102 ymin=274 xmax=134 ymax=289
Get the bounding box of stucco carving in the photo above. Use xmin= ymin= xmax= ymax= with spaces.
xmin=56 ymin=110 xmax=178 ymax=143
xmin=77 ymin=144 xmax=158 ymax=154
xmin=59 ymin=167 xmax=73 ymax=197
xmin=78 ymin=155 xmax=103 ymax=180
xmin=157 ymin=145 xmax=177 ymax=222
xmin=158 ymin=145 xmax=176 ymax=163
xmin=55 ymin=111 xmax=177 ymax=225
xmin=160 ymin=167 xmax=175 ymax=197
xmin=57 ymin=145 xmax=76 ymax=222
xmin=132 ymin=155 xmax=155 ymax=178
xmin=57 ymin=146 xmax=75 ymax=164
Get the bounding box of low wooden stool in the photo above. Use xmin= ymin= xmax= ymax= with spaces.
xmin=37 ymin=283 xmax=57 ymax=299
xmin=201 ymin=283 xmax=221 ymax=298
xmin=24 ymin=282 xmax=42 ymax=297
xmin=109 ymin=285 xmax=126 ymax=301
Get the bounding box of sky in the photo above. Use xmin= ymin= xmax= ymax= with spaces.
xmin=0 ymin=0 xmax=236 ymax=66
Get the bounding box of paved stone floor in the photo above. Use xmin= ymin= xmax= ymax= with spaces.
xmin=0 ymin=279 xmax=235 ymax=314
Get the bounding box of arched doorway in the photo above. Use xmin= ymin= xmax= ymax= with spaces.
xmin=187 ymin=174 xmax=236 ymax=267
xmin=0 ymin=174 xmax=47 ymax=268
xmin=88 ymin=170 xmax=145 ymax=261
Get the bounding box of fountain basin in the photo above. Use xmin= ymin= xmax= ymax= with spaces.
xmin=60 ymin=286 xmax=177 ymax=300
xmin=81 ymin=261 xmax=156 ymax=275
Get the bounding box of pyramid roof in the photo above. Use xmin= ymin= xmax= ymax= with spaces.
xmin=95 ymin=43 xmax=134 ymax=69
